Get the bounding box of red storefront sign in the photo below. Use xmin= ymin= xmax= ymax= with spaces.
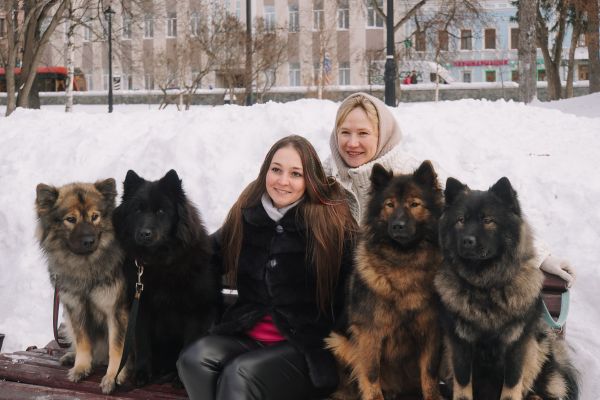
xmin=453 ymin=59 xmax=509 ymax=67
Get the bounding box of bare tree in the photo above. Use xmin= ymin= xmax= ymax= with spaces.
xmin=250 ymin=18 xmax=287 ymax=103
xmin=408 ymin=0 xmax=484 ymax=101
xmin=536 ymin=0 xmax=568 ymax=100
xmin=565 ymin=0 xmax=585 ymax=98
xmin=586 ymin=0 xmax=600 ymax=93
xmin=17 ymin=0 xmax=69 ymax=110
xmin=517 ymin=0 xmax=539 ymax=103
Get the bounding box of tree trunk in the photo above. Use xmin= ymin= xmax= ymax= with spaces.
xmin=536 ymin=1 xmax=567 ymax=100
xmin=65 ymin=2 xmax=75 ymax=113
xmin=4 ymin=1 xmax=19 ymax=116
xmin=587 ymin=0 xmax=600 ymax=93
xmin=518 ymin=0 xmax=539 ymax=103
xmin=17 ymin=0 xmax=68 ymax=109
xmin=566 ymin=14 xmax=582 ymax=98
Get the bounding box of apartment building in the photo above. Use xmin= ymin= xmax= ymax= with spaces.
xmin=26 ymin=0 xmax=595 ymax=90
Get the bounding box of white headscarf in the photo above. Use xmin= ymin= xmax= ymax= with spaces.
xmin=328 ymin=92 xmax=403 ymax=184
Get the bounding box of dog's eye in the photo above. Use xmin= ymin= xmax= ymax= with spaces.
xmin=385 ymin=201 xmax=394 ymax=208
xmin=483 ymin=217 xmax=495 ymax=225
xmin=91 ymin=213 xmax=100 ymax=222
xmin=65 ymin=216 xmax=76 ymax=224
xmin=410 ymin=201 xmax=420 ymax=208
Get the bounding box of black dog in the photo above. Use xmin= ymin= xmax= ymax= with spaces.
xmin=113 ymin=169 xmax=221 ymax=386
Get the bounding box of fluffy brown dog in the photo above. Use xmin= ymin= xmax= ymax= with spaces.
xmin=36 ymin=179 xmax=128 ymax=394
xmin=327 ymin=161 xmax=444 ymax=400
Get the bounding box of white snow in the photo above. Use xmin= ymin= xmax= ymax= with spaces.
xmin=1 ymin=94 xmax=599 ymax=398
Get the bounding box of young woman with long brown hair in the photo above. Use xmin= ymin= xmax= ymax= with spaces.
xmin=177 ymin=135 xmax=357 ymax=400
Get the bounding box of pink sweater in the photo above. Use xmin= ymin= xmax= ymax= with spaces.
xmin=247 ymin=315 xmax=285 ymax=344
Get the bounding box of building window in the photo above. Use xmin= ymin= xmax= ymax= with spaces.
xmin=510 ymin=27 xmax=519 ymax=50
xmin=83 ymin=17 xmax=93 ymax=41
xmin=484 ymin=28 xmax=496 ymax=49
xmin=264 ymin=5 xmax=275 ymax=32
xmin=236 ymin=0 xmax=241 ymax=19
xmin=85 ymin=74 xmax=93 ymax=90
xmin=122 ymin=14 xmax=132 ymax=39
xmin=485 ymin=70 xmax=496 ymax=82
xmin=537 ymin=69 xmax=546 ymax=81
xmin=415 ymin=30 xmax=426 ymax=51
xmin=339 ymin=62 xmax=350 ymax=85
xmin=511 ymin=70 xmax=519 ymax=81
xmin=438 ymin=30 xmax=448 ymax=51
xmin=463 ymin=71 xmax=471 ymax=83
xmin=289 ymin=62 xmax=301 ymax=86
xmin=167 ymin=12 xmax=177 ymax=37
xmin=578 ymin=64 xmax=589 ymax=80
xmin=121 ymin=74 xmax=133 ymax=90
xmin=337 ymin=0 xmax=349 ymax=30
xmin=289 ymin=5 xmax=299 ymax=32
xmin=145 ymin=74 xmax=155 ymax=89
xmin=313 ymin=0 xmax=324 ymax=31
xmin=460 ymin=29 xmax=472 ymax=50
xmin=190 ymin=12 xmax=200 ymax=36
xmin=367 ymin=0 xmax=384 ymax=28
xmin=144 ymin=14 xmax=154 ymax=38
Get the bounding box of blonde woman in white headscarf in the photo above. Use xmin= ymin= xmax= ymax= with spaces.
xmin=324 ymin=92 xmax=575 ymax=284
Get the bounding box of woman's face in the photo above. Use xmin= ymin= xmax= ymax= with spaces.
xmin=336 ymin=107 xmax=379 ymax=168
xmin=266 ymin=146 xmax=306 ymax=209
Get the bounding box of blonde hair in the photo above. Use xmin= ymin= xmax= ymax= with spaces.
xmin=334 ymin=94 xmax=380 ymax=134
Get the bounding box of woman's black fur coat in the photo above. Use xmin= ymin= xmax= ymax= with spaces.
xmin=211 ymin=201 xmax=354 ymax=391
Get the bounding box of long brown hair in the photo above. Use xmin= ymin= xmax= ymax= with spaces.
xmin=221 ymin=135 xmax=357 ymax=312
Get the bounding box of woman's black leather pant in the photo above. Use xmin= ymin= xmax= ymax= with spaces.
xmin=177 ymin=335 xmax=318 ymax=400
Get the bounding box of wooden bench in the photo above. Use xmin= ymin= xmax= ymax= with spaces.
xmin=0 ymin=273 xmax=568 ymax=399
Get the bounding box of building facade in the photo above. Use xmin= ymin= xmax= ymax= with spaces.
xmin=12 ymin=0 xmax=595 ymax=91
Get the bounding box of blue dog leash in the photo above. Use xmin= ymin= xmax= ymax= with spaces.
xmin=542 ymin=290 xmax=570 ymax=331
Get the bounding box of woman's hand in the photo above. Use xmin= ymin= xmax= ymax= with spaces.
xmin=541 ymin=255 xmax=576 ymax=287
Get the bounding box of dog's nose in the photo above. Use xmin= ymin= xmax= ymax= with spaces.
xmin=391 ymin=221 xmax=406 ymax=232
xmin=462 ymin=235 xmax=477 ymax=248
xmin=81 ymin=235 xmax=96 ymax=249
xmin=138 ymin=229 xmax=153 ymax=241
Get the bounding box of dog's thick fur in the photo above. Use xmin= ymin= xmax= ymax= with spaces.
xmin=36 ymin=179 xmax=128 ymax=394
xmin=112 ymin=169 xmax=221 ymax=386
xmin=327 ymin=161 xmax=444 ymax=400
xmin=434 ymin=176 xmax=579 ymax=400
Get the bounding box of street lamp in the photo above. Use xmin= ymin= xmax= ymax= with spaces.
xmin=104 ymin=5 xmax=116 ymax=113
xmin=245 ymin=0 xmax=252 ymax=106
xmin=384 ymin=0 xmax=395 ymax=106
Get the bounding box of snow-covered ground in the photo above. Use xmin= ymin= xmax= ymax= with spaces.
xmin=1 ymin=94 xmax=599 ymax=398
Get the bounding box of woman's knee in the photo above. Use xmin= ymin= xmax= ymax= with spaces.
xmin=177 ymin=336 xmax=223 ymax=376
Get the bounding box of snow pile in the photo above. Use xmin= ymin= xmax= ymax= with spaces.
xmin=0 ymin=95 xmax=599 ymax=398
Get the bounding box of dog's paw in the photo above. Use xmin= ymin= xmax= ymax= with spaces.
xmin=115 ymin=367 xmax=129 ymax=386
xmin=100 ymin=374 xmax=117 ymax=394
xmin=67 ymin=364 xmax=92 ymax=382
xmin=59 ymin=351 xmax=75 ymax=366
xmin=134 ymin=369 xmax=151 ymax=387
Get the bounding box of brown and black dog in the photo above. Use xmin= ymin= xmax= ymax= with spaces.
xmin=327 ymin=161 xmax=444 ymax=400
xmin=36 ymin=179 xmax=128 ymax=394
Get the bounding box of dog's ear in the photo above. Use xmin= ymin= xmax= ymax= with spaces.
xmin=490 ymin=177 xmax=521 ymax=215
xmin=370 ymin=164 xmax=393 ymax=190
xmin=94 ymin=178 xmax=117 ymax=204
xmin=159 ymin=169 xmax=184 ymax=197
xmin=444 ymin=177 xmax=468 ymax=206
xmin=414 ymin=160 xmax=438 ymax=189
xmin=122 ymin=170 xmax=145 ymax=199
xmin=36 ymin=184 xmax=59 ymax=217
